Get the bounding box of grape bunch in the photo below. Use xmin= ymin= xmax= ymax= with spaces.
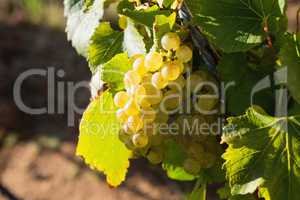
xmin=114 ymin=31 xmax=220 ymax=173
xmin=172 ymin=114 xmax=222 ymax=174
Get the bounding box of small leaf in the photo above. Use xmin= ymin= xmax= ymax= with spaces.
xmin=157 ymin=0 xmax=175 ymax=8
xmin=278 ymin=0 xmax=287 ymax=14
xmin=231 ymin=178 xmax=265 ymax=195
xmin=185 ymin=0 xmax=287 ymax=52
xmin=118 ymin=0 xmax=171 ymax=27
xmin=123 ymin=19 xmax=146 ymax=57
xmin=217 ymin=184 xmax=256 ymax=200
xmin=100 ymin=53 xmax=132 ymax=93
xmin=222 ymin=106 xmax=300 ymax=200
xmin=77 ymin=91 xmax=132 ymax=187
xmin=64 ymin=0 xmax=105 ymax=56
xmin=88 ymin=22 xmax=124 ymax=72
xmin=153 ymin=12 xmax=177 ymax=49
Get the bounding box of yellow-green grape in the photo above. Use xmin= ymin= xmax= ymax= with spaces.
xmin=150 ymin=134 xmax=163 ymax=146
xmin=189 ymin=115 xmax=206 ymax=136
xmin=143 ymin=83 xmax=162 ymax=105
xmin=183 ymin=158 xmax=201 ymax=174
xmin=133 ymin=57 xmax=147 ymax=76
xmin=138 ymin=97 xmax=151 ymax=109
xmin=134 ymin=85 xmax=151 ymax=108
xmin=193 ymin=114 xmax=206 ymax=124
xmin=154 ymin=110 xmax=169 ymax=123
xmin=176 ymin=45 xmax=193 ymax=63
xmin=152 ymin=72 xmax=168 ymax=89
xmin=124 ymin=79 xmax=131 ymax=91
xmin=194 ymin=70 xmax=210 ymax=80
xmin=186 ymin=143 xmax=205 ymax=160
xmin=124 ymin=70 xmax=141 ymax=87
xmin=130 ymin=53 xmax=143 ymax=63
xmin=176 ymin=60 xmax=185 ymax=73
xmin=174 ymin=115 xmax=204 ymax=136
xmin=125 ymin=140 xmax=136 ymax=150
xmin=145 ymin=52 xmax=163 ymax=72
xmin=119 ymin=129 xmax=135 ymax=150
xmin=199 ymin=153 xmax=217 ymax=168
xmin=122 ymin=124 xmax=134 ymax=135
xmin=119 ymin=130 xmax=136 ymax=150
xmin=173 ymin=115 xmax=187 ymax=134
xmin=187 ymin=73 xmax=206 ymax=93
xmin=128 ymin=0 xmax=141 ymax=4
xmin=118 ymin=15 xmax=127 ymax=29
xmin=196 ymin=94 xmax=218 ymax=111
xmin=161 ymin=61 xmax=181 ymax=81
xmin=132 ymin=132 xmax=149 ymax=148
xmin=127 ymin=115 xmax=144 ymax=132
xmin=114 ymin=91 xmax=129 ymax=108
xmin=134 ymin=84 xmax=146 ymax=100
xmin=144 ymin=123 xmax=157 ymax=135
xmin=124 ymin=99 xmax=140 ymax=116
xmin=119 ymin=129 xmax=131 ymax=143
xmin=162 ymin=90 xmax=182 ymax=110
xmin=116 ymin=109 xmax=129 ymax=123
xmin=183 ymin=63 xmax=192 ymax=73
xmin=161 ymin=32 xmax=181 ymax=51
xmin=141 ymin=107 xmax=156 ymax=123
xmin=147 ymin=149 xmax=163 ymax=164
xmin=168 ymin=75 xmax=186 ymax=91
xmin=143 ymin=73 xmax=152 ymax=83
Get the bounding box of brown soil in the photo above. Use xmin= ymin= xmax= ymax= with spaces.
xmin=0 ymin=142 xmax=184 ymax=200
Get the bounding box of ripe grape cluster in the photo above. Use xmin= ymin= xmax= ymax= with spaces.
xmin=114 ymin=32 xmax=220 ymax=173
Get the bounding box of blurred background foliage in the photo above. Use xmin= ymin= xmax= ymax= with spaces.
xmin=0 ymin=0 xmax=65 ymax=29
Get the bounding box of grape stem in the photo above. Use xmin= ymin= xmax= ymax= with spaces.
xmin=262 ymin=18 xmax=273 ymax=49
xmin=179 ymin=2 xmax=220 ymax=73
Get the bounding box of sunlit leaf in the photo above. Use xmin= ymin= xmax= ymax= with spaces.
xmin=77 ymin=91 xmax=132 ymax=187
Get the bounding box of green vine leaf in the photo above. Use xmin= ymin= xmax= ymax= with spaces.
xmin=64 ymin=0 xmax=105 ymax=56
xmin=118 ymin=0 xmax=171 ymax=27
xmin=88 ymin=22 xmax=124 ymax=73
xmin=289 ymin=102 xmax=300 ymax=116
xmin=222 ymin=106 xmax=300 ymax=200
xmin=77 ymin=91 xmax=132 ymax=187
xmin=123 ymin=19 xmax=147 ymax=57
xmin=218 ymin=53 xmax=274 ymax=115
xmin=279 ymin=34 xmax=300 ymax=104
xmin=100 ymin=53 xmax=131 ymax=93
xmin=185 ymin=0 xmax=287 ymax=52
